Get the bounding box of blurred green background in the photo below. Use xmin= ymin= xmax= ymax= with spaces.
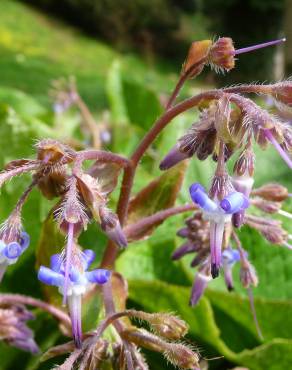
xmin=0 ymin=1 xmax=291 ymax=369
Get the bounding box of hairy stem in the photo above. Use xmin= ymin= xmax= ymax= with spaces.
xmin=0 ymin=293 xmax=71 ymax=327
xmin=101 ymin=83 xmax=275 ymax=268
xmin=124 ymin=204 xmax=196 ymax=241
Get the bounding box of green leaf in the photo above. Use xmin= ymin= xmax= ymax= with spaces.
xmin=122 ymin=77 xmax=163 ymax=131
xmin=106 ymin=60 xmax=129 ymax=125
xmin=128 ymin=161 xmax=187 ymax=226
xmin=0 ymin=87 xmax=46 ymax=118
xmin=236 ymin=339 xmax=292 ymax=370
xmin=209 ymin=289 xmax=292 ymax=341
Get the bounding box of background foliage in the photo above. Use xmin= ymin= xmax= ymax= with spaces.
xmin=0 ymin=1 xmax=291 ymax=370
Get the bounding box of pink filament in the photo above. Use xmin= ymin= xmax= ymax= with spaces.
xmin=234 ymin=38 xmax=286 ymax=55
xmin=63 ymin=222 xmax=74 ymax=305
xmin=265 ymin=129 xmax=292 ymax=169
xmin=68 ymin=294 xmax=82 ymax=348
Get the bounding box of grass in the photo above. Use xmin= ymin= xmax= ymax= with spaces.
xmin=0 ymin=0 xmax=181 ymax=109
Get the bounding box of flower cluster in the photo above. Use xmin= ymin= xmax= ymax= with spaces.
xmin=0 ymin=303 xmax=38 ymax=354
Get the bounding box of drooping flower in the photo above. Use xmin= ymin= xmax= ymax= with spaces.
xmin=38 ymin=248 xmax=110 ymax=348
xmin=0 ymin=303 xmax=39 ymax=354
xmin=0 ymin=226 xmax=30 ymax=282
xmin=222 ymin=247 xmax=241 ymax=291
xmin=189 ymin=182 xmax=248 ymax=278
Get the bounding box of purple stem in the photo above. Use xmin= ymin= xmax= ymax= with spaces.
xmin=264 ymin=129 xmax=292 ymax=169
xmin=63 ymin=222 xmax=74 ymax=305
xmin=234 ymin=38 xmax=286 ymax=55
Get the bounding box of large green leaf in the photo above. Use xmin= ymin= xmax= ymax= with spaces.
xmin=128 ymin=280 xmax=292 ymax=370
xmin=117 ymin=218 xmax=191 ymax=285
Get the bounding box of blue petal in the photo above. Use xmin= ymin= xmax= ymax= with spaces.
xmin=3 ymin=242 xmax=22 ymax=259
xmin=0 ymin=240 xmax=6 ymax=254
xmin=220 ymin=192 xmax=249 ymax=214
xmin=50 ymin=254 xmax=62 ymax=272
xmin=85 ymin=269 xmax=111 ymax=284
xmin=38 ymin=266 xmax=64 ymax=287
xmin=19 ymin=232 xmax=30 ymax=250
xmin=190 ymin=186 xmax=217 ymax=212
xmin=82 ymin=249 xmax=96 ymax=270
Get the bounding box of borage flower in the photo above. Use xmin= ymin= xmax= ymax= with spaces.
xmin=0 ymin=213 xmax=30 ymax=282
xmin=38 ymin=249 xmax=110 ymax=348
xmin=0 ymin=303 xmax=39 ymax=354
xmin=189 ymin=182 xmax=248 ymax=278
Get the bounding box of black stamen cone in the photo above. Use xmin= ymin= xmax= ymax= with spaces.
xmin=211 ymin=263 xmax=219 ymax=279
xmin=227 ymin=284 xmax=234 ymax=292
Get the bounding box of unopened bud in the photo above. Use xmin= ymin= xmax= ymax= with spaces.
xmin=251 ymin=183 xmax=288 ymax=202
xmin=233 ymin=148 xmax=255 ymax=177
xmin=271 ymin=82 xmax=292 ymax=112
xmin=252 ymin=199 xmax=282 ymax=214
xmin=99 ymin=208 xmax=127 ymax=248
xmin=146 ymin=313 xmax=188 ymax=340
xmin=164 ymin=343 xmax=200 ymax=369
xmin=261 ymin=225 xmax=288 ymax=245
xmin=240 ymin=259 xmax=258 ymax=288
xmin=159 ymin=144 xmax=190 ymax=171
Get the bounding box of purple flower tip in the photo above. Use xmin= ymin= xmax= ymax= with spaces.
xmin=19 ymin=232 xmax=30 ymax=250
xmin=190 ymin=184 xmax=217 ymax=212
xmin=159 ymin=145 xmax=190 ymax=170
xmin=3 ymin=242 xmax=22 ymax=259
xmin=220 ymin=192 xmax=249 ymax=214
xmin=82 ymin=249 xmax=96 ymax=269
xmin=86 ymin=269 xmax=111 ymax=284
xmin=50 ymin=254 xmax=62 ymax=272
xmin=38 ymin=266 xmax=64 ymax=286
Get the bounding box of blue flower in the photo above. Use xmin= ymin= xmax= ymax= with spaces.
xmin=0 ymin=231 xmax=30 ymax=282
xmin=189 ymin=183 xmax=248 ymax=278
xmin=38 ymin=249 xmax=110 ymax=348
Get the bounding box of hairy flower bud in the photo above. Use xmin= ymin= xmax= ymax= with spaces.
xmin=252 ymin=199 xmax=282 ymax=214
xmin=240 ymin=259 xmax=258 ymax=289
xmin=121 ymin=328 xmax=200 ymax=370
xmin=251 ymin=183 xmax=288 ymax=202
xmin=271 ymin=82 xmax=292 ymax=113
xmin=132 ymin=311 xmax=188 ymax=340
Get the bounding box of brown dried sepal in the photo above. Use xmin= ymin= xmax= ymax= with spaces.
xmin=183 ymin=40 xmax=212 ymax=77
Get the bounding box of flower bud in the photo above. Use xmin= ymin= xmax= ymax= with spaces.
xmin=164 ymin=343 xmax=200 ymax=369
xmin=251 ymin=183 xmax=288 ymax=202
xmin=159 ymin=144 xmax=190 ymax=170
xmin=208 ymin=37 xmax=235 ymax=71
xmin=271 ymin=82 xmax=292 ymax=111
xmin=99 ymin=208 xmax=127 ymax=248
xmin=145 ymin=313 xmax=188 ymax=340
xmin=190 ymin=270 xmax=211 ymax=306
xmin=252 ymin=199 xmax=282 ymax=214
xmin=240 ymin=259 xmax=258 ymax=289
